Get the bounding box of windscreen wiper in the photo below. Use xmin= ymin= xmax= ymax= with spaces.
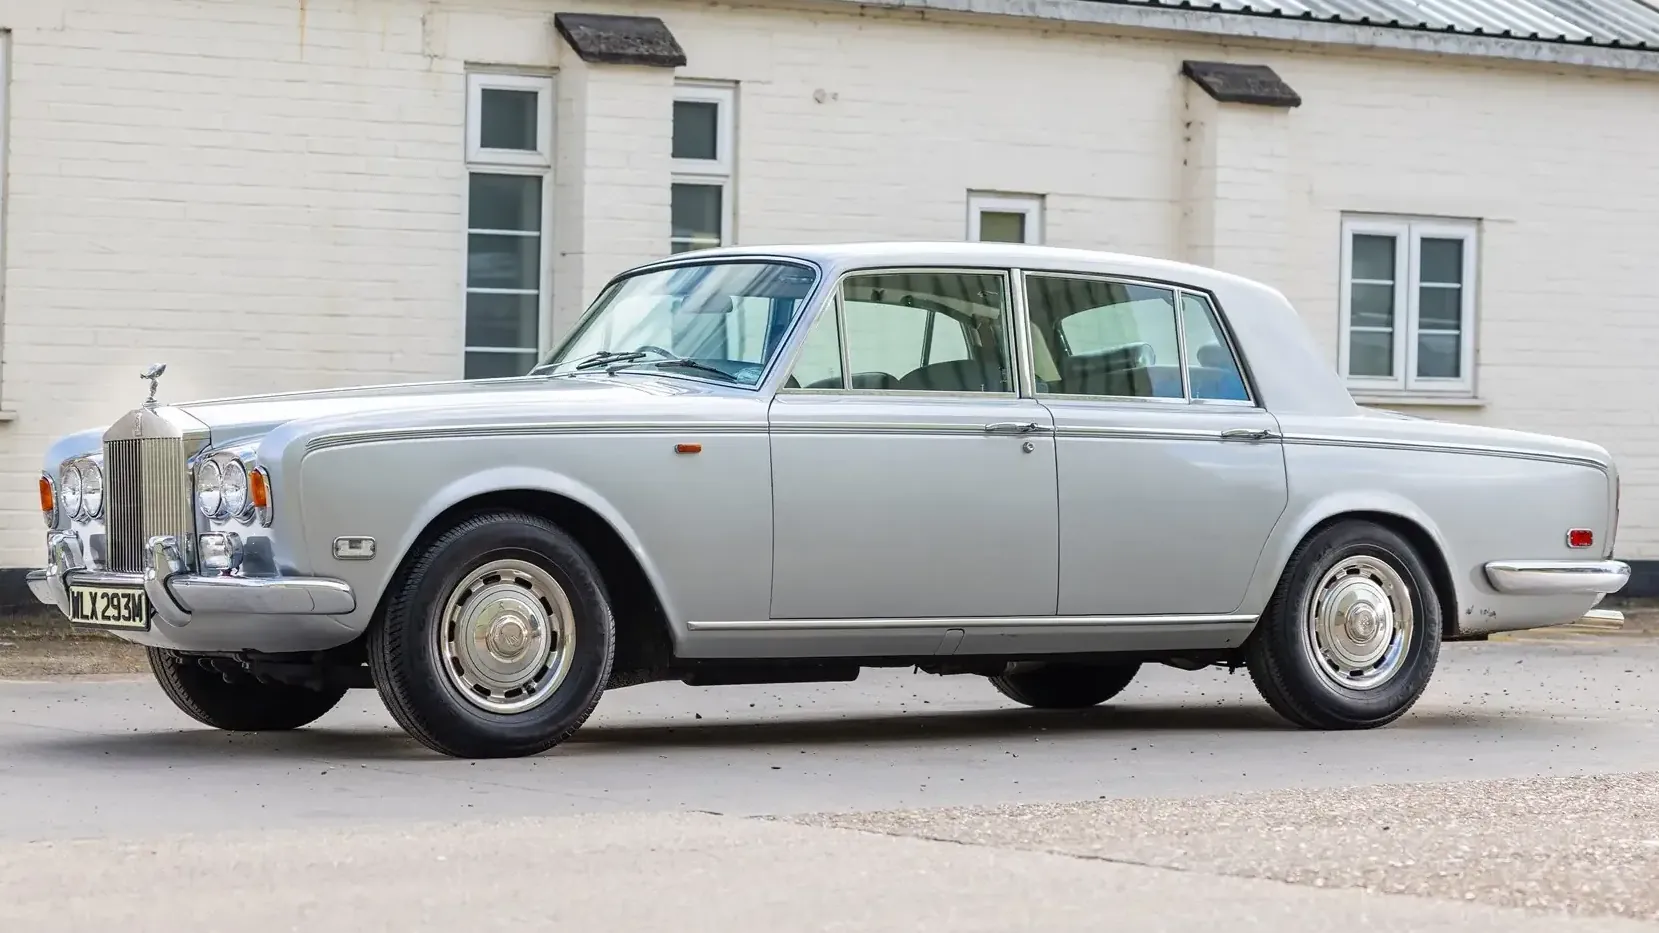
xmin=574 ymin=350 xmax=648 ymax=370
xmin=635 ymin=358 xmax=740 ymax=382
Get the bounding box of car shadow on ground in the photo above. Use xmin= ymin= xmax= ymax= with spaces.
xmin=11 ymin=701 xmax=1510 ymax=763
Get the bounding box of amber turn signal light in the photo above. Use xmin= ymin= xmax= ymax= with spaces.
xmin=38 ymin=475 xmax=54 ymax=514
xmin=248 ymin=468 xmax=270 ymax=510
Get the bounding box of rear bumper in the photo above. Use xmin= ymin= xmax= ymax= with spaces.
xmin=28 ymin=531 xmax=355 ymax=628
xmin=1482 ymin=559 xmax=1631 ymax=596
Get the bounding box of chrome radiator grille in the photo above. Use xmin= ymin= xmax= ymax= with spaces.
xmin=104 ymin=436 xmax=194 ymax=573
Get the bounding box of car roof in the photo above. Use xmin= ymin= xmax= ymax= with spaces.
xmin=664 ymin=241 xmax=1285 ymax=300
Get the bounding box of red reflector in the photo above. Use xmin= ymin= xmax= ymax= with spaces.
xmin=1567 ymin=529 xmax=1594 ymax=549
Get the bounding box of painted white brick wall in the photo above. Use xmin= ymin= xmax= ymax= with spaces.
xmin=0 ymin=0 xmax=1654 ymax=569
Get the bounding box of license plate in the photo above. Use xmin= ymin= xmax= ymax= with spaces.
xmin=67 ymin=584 xmax=150 ymax=630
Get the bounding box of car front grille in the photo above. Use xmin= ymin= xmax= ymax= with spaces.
xmin=104 ymin=436 xmax=194 ymax=573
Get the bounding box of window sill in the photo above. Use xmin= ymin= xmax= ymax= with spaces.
xmin=1351 ymin=394 xmax=1487 ymax=410
xmin=0 ymin=410 xmax=18 ymax=423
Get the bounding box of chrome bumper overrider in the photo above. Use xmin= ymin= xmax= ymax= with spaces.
xmin=27 ymin=531 xmax=355 ymax=627
xmin=1483 ymin=559 xmax=1631 ymax=597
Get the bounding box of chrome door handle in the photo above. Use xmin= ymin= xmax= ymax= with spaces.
xmin=1220 ymin=428 xmax=1280 ymax=443
xmin=984 ymin=422 xmax=1051 ymax=435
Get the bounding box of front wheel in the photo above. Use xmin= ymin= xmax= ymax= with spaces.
xmin=367 ymin=510 xmax=616 ymax=759
xmin=149 ymin=648 xmax=347 ymax=731
xmin=1245 ymin=520 xmax=1442 ymax=730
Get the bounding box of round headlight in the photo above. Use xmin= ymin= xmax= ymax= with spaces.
xmin=221 ymin=459 xmax=249 ymax=519
xmin=78 ymin=460 xmax=104 ymax=519
xmin=195 ymin=458 xmax=224 ymax=517
xmin=59 ymin=463 xmax=84 ymax=520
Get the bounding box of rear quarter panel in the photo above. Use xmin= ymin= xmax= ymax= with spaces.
xmin=1249 ymin=413 xmax=1615 ymax=637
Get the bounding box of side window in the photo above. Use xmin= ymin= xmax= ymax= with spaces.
xmin=784 ymin=303 xmax=845 ymax=389
xmin=1026 ymin=275 xmax=1182 ymax=399
xmin=1180 ymin=293 xmax=1251 ymax=402
xmin=838 ymin=271 xmax=1012 ymax=393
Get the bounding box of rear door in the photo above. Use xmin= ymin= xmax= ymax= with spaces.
xmin=1026 ymin=272 xmax=1288 ymax=617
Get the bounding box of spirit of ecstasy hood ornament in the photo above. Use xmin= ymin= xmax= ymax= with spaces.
xmin=141 ymin=363 xmax=166 ymax=408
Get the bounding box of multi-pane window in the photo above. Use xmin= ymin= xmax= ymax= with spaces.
xmin=968 ymin=192 xmax=1043 ymax=244
xmin=464 ymin=73 xmax=553 ymax=380
xmin=671 ymin=83 xmax=735 ymax=254
xmin=1024 ymin=274 xmax=1250 ymax=402
xmin=1339 ymin=216 xmax=1478 ymax=396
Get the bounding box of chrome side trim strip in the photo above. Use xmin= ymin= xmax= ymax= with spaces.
xmin=1483 ymin=559 xmax=1631 ymax=596
xmin=306 ymin=422 xmax=769 ymax=453
xmin=686 ymin=613 xmax=1258 ymax=632
xmin=1282 ymin=433 xmax=1614 ymax=475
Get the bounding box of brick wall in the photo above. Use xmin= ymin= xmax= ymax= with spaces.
xmin=0 ymin=0 xmax=1654 ymax=570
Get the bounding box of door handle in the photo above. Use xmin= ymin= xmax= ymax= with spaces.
xmin=1220 ymin=428 xmax=1280 ymax=443
xmin=984 ymin=422 xmax=1051 ymax=435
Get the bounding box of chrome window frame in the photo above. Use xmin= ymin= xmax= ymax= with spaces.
xmin=538 ymin=253 xmax=828 ymax=392
xmin=774 ymin=265 xmax=1023 ymax=401
xmin=1019 ymin=269 xmax=1261 ymax=410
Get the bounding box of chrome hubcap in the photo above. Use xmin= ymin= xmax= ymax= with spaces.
xmin=1304 ymin=554 xmax=1414 ymax=691
xmin=437 ymin=558 xmax=575 ymax=714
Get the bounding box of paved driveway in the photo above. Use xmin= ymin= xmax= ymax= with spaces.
xmin=0 ymin=637 xmax=1655 ymax=931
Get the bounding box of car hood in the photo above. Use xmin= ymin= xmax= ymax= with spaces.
xmin=175 ymin=374 xmax=734 ymax=443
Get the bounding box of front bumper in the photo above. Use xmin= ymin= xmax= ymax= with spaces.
xmin=28 ymin=531 xmax=355 ymax=628
xmin=1482 ymin=559 xmax=1631 ymax=596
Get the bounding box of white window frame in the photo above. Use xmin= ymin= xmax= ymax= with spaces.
xmin=967 ymin=192 xmax=1044 ymax=245
xmin=671 ymin=82 xmax=736 ymax=253
xmin=463 ymin=71 xmax=554 ymax=378
xmin=466 ymin=72 xmax=554 ymax=166
xmin=1338 ymin=214 xmax=1478 ymax=397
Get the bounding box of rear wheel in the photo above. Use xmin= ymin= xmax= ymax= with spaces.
xmin=1245 ymin=519 xmax=1442 ymax=729
xmin=990 ymin=661 xmax=1142 ymax=709
xmin=149 ymin=649 xmax=346 ymax=731
xmin=367 ymin=510 xmax=616 ymax=759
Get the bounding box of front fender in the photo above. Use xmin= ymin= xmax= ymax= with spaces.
xmin=296 ymin=448 xmax=682 ymax=636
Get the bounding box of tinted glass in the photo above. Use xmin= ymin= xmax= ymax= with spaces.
xmin=1179 ymin=293 xmax=1250 ymax=402
xmin=540 ymin=261 xmax=818 ymax=387
xmin=673 ymin=100 xmax=720 ymax=160
xmin=837 ymin=272 xmax=1011 ymax=393
xmin=1028 ymin=275 xmax=1181 ymax=399
xmin=479 ymin=89 xmax=538 ymax=151
xmin=469 ymin=174 xmax=541 ymax=231
xmin=671 ymin=183 xmax=723 ymax=252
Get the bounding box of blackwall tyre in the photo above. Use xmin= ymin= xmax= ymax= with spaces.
xmin=367 ymin=510 xmax=616 ymax=759
xmin=148 ymin=648 xmax=347 ymax=731
xmin=1244 ymin=519 xmax=1442 ymax=730
xmin=990 ymin=661 xmax=1142 ymax=709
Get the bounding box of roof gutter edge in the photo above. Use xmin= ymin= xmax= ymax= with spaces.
xmin=817 ymin=0 xmax=1659 ymax=75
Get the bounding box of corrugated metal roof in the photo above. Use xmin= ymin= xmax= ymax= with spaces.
xmin=1100 ymin=0 xmax=1659 ymax=49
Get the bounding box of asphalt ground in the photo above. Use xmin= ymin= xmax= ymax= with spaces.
xmin=0 ymin=628 xmax=1656 ymax=931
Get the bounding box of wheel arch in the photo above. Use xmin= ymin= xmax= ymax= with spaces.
xmin=1257 ymin=498 xmax=1461 ymax=641
xmin=372 ymin=483 xmax=679 ymax=684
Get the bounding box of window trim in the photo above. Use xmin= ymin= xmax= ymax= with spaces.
xmin=1021 ymin=270 xmax=1259 ymax=408
xmin=967 ymin=192 xmax=1044 ymax=245
xmin=463 ymin=70 xmax=555 ymax=379
xmin=1338 ymin=215 xmax=1479 ymax=397
xmin=672 ymin=82 xmax=736 ymax=254
xmin=777 ymin=266 xmax=1021 ymax=399
xmin=465 ymin=72 xmax=554 ymax=167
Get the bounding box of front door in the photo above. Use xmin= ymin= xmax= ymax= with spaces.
xmin=1024 ymin=273 xmax=1288 ymax=617
xmin=768 ymin=268 xmax=1059 ymax=621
